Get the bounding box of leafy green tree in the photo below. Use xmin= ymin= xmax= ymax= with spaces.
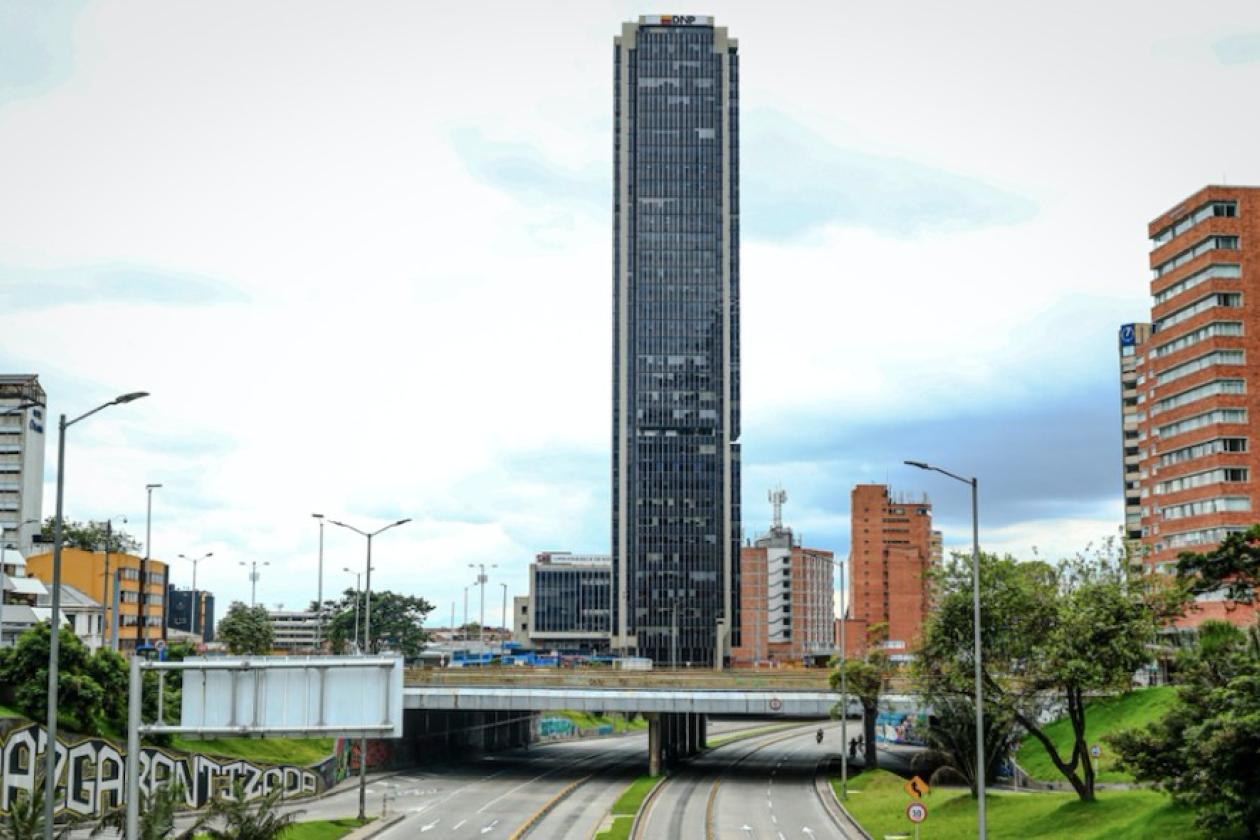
xmin=0 ymin=623 xmax=102 ymax=732
xmin=92 ymin=782 xmax=206 ymax=840
xmin=1111 ymin=620 xmax=1260 ymax=837
xmin=914 ymin=695 xmax=1019 ymax=795
xmin=830 ymin=624 xmax=892 ymax=770
xmin=217 ymin=602 xmax=274 ymax=655
xmin=203 ymin=782 xmax=301 ymax=840
xmin=38 ymin=518 xmax=140 ymax=553
xmin=917 ymin=546 xmax=1169 ymax=802
xmin=325 ymin=589 xmax=433 ymax=657
xmin=1177 ymin=524 xmax=1260 ymax=607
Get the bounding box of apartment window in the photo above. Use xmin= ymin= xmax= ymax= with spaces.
xmin=1152 ymin=378 xmax=1244 ymax=414
xmin=1153 ymin=263 xmax=1241 ymax=306
xmin=1160 ymin=525 xmax=1248 ymax=550
xmin=1155 ymin=292 xmax=1243 ymax=332
xmin=1155 ymin=467 xmax=1249 ymax=495
xmin=1151 ymin=201 xmax=1238 ymax=249
xmin=1152 ymin=321 xmax=1243 ymax=358
xmin=1153 ymin=235 xmax=1241 ymax=278
xmin=1162 ymin=496 xmax=1251 ymax=521
xmin=1156 ymin=350 xmax=1245 ymax=385
xmin=1156 ymin=408 xmax=1247 ymax=438
xmin=1158 ymin=437 xmax=1248 ymax=467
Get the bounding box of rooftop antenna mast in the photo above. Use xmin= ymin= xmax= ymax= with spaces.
xmin=769 ymin=486 xmax=788 ymax=531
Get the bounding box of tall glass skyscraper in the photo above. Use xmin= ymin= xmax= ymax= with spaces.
xmin=612 ymin=15 xmax=740 ymax=667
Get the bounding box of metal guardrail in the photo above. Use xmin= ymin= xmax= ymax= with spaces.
xmin=404 ymin=667 xmax=841 ymax=691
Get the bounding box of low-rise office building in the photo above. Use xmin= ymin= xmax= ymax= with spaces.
xmin=167 ymin=585 xmax=216 ymax=643
xmin=267 ymin=609 xmax=321 ymax=653
xmin=526 ymin=552 xmax=612 ymax=653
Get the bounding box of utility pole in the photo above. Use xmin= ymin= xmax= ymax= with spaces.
xmin=468 ymin=563 xmax=496 ymax=646
xmin=313 ymin=514 xmax=325 ymax=650
xmin=140 ymin=483 xmax=161 ymax=646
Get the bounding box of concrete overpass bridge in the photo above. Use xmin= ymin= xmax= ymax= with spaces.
xmin=400 ymin=668 xmax=917 ymax=774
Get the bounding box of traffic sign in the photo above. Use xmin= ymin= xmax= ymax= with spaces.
xmin=904 ymin=776 xmax=930 ymax=799
xmin=1090 ymin=744 xmax=1102 ymax=759
xmin=906 ymin=801 xmax=928 ymax=823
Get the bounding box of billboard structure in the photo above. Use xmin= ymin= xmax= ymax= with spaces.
xmin=125 ymin=655 xmax=403 ymax=839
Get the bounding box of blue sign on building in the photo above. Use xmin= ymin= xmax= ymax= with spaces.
xmin=1120 ymin=324 xmax=1137 ymax=347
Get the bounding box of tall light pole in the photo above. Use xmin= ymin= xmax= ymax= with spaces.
xmin=468 ymin=563 xmax=496 ymax=646
xmin=139 ymin=483 xmax=162 ymax=647
xmin=178 ymin=551 xmax=213 ymax=635
xmin=100 ymin=516 xmax=126 ymax=650
xmin=327 ymin=516 xmax=411 ymax=823
xmin=499 ymin=582 xmax=508 ymax=640
xmin=344 ymin=567 xmax=363 ymax=652
xmin=838 ymin=555 xmax=849 ymax=799
xmin=906 ymin=459 xmax=985 ymax=839
xmin=312 ymin=514 xmax=325 ymax=650
xmin=463 ymin=583 xmax=472 ymax=631
xmin=45 ymin=390 xmax=148 ymax=839
xmin=239 ymin=560 xmax=269 ymax=606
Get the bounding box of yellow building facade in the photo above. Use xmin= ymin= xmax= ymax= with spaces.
xmin=26 ymin=547 xmax=168 ymax=651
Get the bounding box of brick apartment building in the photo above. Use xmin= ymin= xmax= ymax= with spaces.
xmin=1123 ymin=185 xmax=1260 ymax=628
xmin=844 ymin=484 xmax=935 ymax=662
xmin=731 ymin=492 xmax=834 ymax=666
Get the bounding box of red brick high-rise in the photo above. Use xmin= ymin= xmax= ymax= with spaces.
xmin=849 ymin=485 xmax=934 ymax=661
xmin=1126 ymin=185 xmax=1260 ymax=628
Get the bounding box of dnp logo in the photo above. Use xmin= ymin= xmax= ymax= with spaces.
xmin=659 ymin=15 xmax=697 ymax=25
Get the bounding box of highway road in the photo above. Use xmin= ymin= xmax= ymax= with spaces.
xmin=84 ymin=718 xmax=903 ymax=839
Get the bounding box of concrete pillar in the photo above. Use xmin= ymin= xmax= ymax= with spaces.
xmin=648 ymin=713 xmax=662 ymax=776
xmin=699 ymin=714 xmax=708 ymax=750
xmin=687 ymin=713 xmax=698 ymax=756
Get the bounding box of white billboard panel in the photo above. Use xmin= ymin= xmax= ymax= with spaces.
xmin=172 ymin=655 xmax=404 ymax=739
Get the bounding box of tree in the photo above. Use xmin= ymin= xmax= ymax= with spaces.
xmin=0 ymin=623 xmax=103 ymax=733
xmin=203 ymin=782 xmax=301 ymax=840
xmin=1177 ymin=524 xmax=1260 ymax=607
xmin=830 ymin=623 xmax=893 ymax=770
xmin=217 ymin=602 xmax=274 ymax=655
xmin=1111 ymin=619 xmax=1260 ymax=837
xmin=93 ymin=782 xmax=207 ymax=840
xmin=325 ymin=589 xmax=433 ymax=657
xmin=914 ymin=695 xmax=1019 ymax=795
xmin=39 ymin=518 xmax=140 ymax=553
xmin=917 ymin=545 xmax=1169 ymax=802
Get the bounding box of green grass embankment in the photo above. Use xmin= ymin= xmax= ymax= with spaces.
xmin=169 ymin=736 xmax=336 ymax=766
xmin=1016 ymin=686 xmax=1176 ymax=783
xmin=281 ymin=817 xmax=372 ymax=839
xmin=838 ymin=769 xmax=1208 ymax=839
xmin=594 ymin=775 xmax=662 ymax=840
xmin=554 ymin=710 xmax=648 ymax=733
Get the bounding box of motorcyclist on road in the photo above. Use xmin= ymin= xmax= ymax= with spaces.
xmin=816 ymin=728 xmax=824 ymax=744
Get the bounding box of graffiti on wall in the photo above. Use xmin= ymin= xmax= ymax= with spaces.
xmin=0 ymin=723 xmax=321 ymax=818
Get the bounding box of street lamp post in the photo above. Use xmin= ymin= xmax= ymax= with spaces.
xmin=499 ymin=582 xmax=507 ymax=643
xmin=468 ymin=563 xmax=496 ymax=646
xmin=327 ymin=517 xmax=411 ymax=823
xmin=343 ymin=567 xmax=362 ymax=652
xmin=138 ymin=483 xmax=162 ymax=647
xmin=906 ymin=459 xmax=985 ymax=840
xmin=239 ymin=560 xmax=270 ymax=606
xmin=313 ymin=514 xmax=325 ymax=650
xmin=45 ymin=391 xmax=148 ymax=839
xmin=178 ymin=552 xmax=213 ymax=635
xmin=100 ymin=516 xmax=126 ymax=650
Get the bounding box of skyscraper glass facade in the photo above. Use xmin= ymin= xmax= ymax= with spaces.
xmin=613 ymin=16 xmax=740 ymax=666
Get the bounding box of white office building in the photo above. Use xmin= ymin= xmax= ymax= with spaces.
xmin=0 ymin=375 xmax=47 ymax=552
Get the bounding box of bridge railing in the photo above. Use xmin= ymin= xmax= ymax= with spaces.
xmin=403 ymin=667 xmax=843 ymax=691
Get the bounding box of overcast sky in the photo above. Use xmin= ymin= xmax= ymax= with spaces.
xmin=4 ymin=0 xmax=1260 ymax=625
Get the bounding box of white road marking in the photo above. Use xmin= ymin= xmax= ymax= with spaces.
xmin=802 ymin=828 xmax=814 ymax=836
xmin=453 ymin=819 xmax=467 ymax=830
xmin=480 ymin=819 xmax=499 ymax=834
xmin=771 ymin=814 xmax=778 ymax=825
xmin=419 ymin=819 xmax=440 ymax=832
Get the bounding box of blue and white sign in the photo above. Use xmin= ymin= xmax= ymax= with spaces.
xmin=1120 ymin=324 xmax=1137 ymax=347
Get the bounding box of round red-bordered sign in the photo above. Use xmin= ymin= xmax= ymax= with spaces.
xmin=906 ymin=801 xmax=928 ymax=823
xmin=768 ymin=698 xmax=783 ymax=711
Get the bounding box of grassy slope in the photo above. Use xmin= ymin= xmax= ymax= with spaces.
xmin=281 ymin=818 xmax=371 ymax=839
xmin=1016 ymin=686 xmax=1176 ymax=783
xmin=840 ymin=769 xmax=1211 ymax=840
xmin=554 ymin=710 xmax=648 ymax=733
xmin=169 ymin=736 xmax=336 ymax=766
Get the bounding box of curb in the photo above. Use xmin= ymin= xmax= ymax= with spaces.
xmin=509 ymin=773 xmax=592 ymax=840
xmin=628 ymin=776 xmax=667 ymax=840
xmin=816 ymin=758 xmax=873 ymax=840
xmin=343 ymin=813 xmax=403 ymax=840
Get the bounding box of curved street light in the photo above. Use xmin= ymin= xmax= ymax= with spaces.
xmin=48 ymin=391 xmax=148 ymax=839
xmin=905 ymin=459 xmax=985 ymax=840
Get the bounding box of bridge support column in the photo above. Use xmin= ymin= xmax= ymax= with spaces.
xmin=686 ymin=713 xmax=699 ymax=755
xmin=648 ymin=713 xmax=662 ymax=776
xmin=698 ymin=714 xmax=708 ymax=750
